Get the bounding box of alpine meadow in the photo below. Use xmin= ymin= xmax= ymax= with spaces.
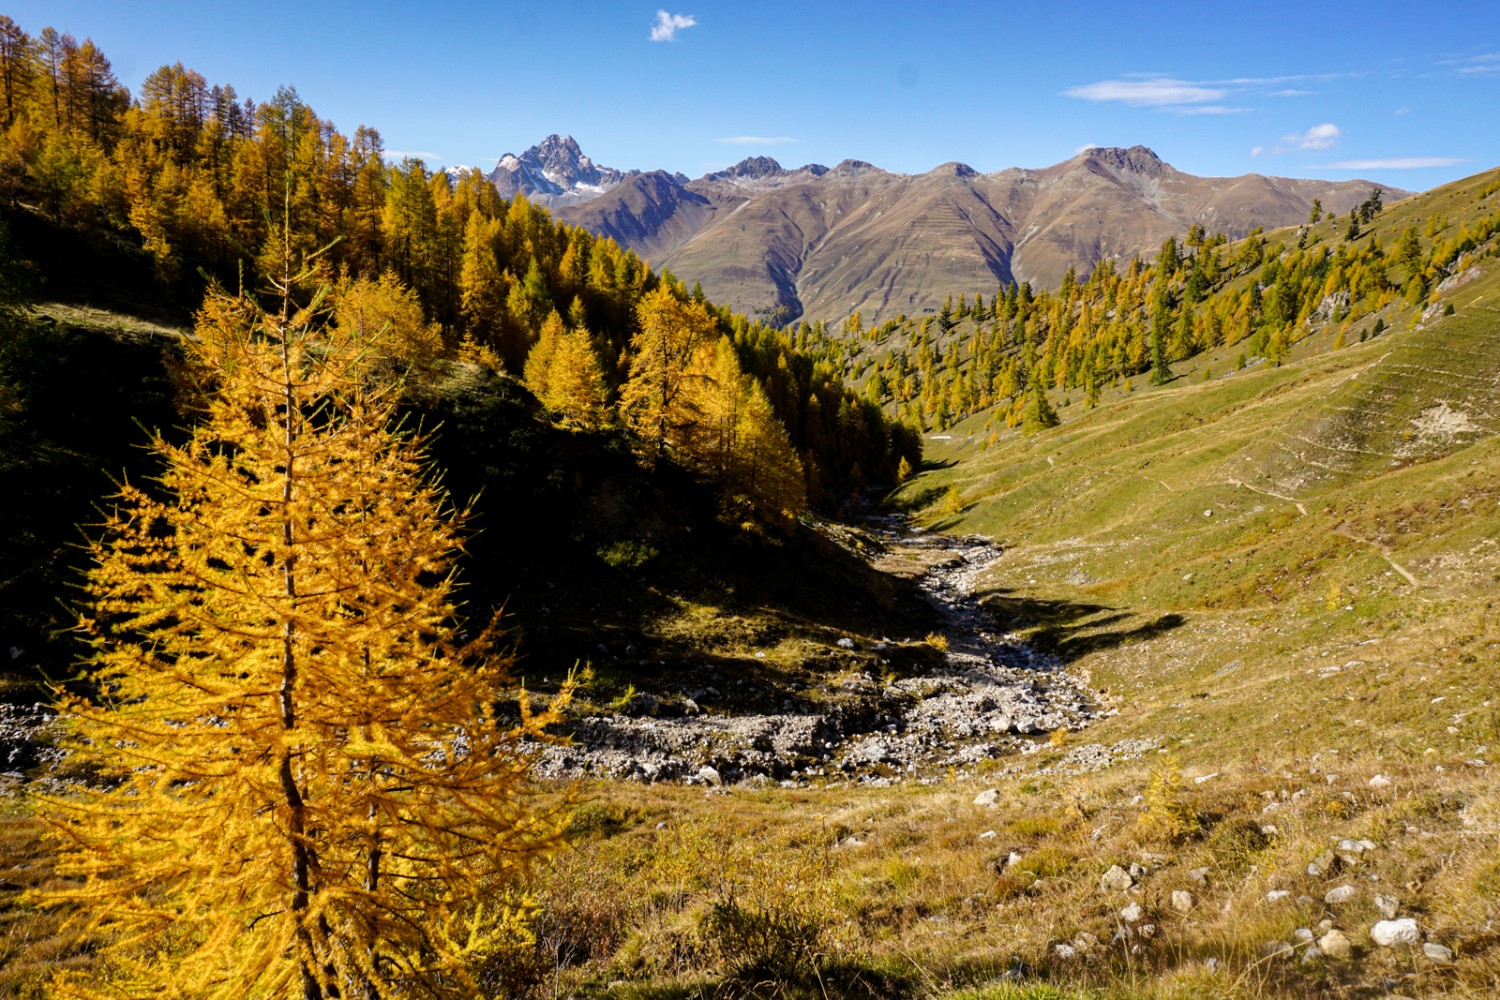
xmin=2 ymin=7 xmax=1499 ymax=1000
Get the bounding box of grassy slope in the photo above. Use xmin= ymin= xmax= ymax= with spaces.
xmin=476 ymin=173 xmax=1500 ymax=999
xmin=7 ymin=174 xmax=1500 ymax=998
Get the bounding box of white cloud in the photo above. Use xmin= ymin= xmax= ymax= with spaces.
xmin=1294 ymin=123 xmax=1341 ymax=150
xmin=1451 ymin=52 xmax=1500 ymax=76
xmin=1170 ymin=105 xmax=1247 ymax=116
xmin=716 ymin=135 xmax=797 ymax=145
xmin=1063 ymin=78 xmax=1226 ymax=107
xmin=1394 ymin=105 xmax=1411 ymax=116
xmin=1249 ymin=145 xmax=1264 ymax=158
xmin=1073 ymin=143 xmax=1100 ymax=156
xmin=649 ymin=10 xmax=697 ymax=42
xmin=1253 ymin=123 xmax=1340 ymax=157
xmin=1322 ymin=157 xmax=1468 ymax=170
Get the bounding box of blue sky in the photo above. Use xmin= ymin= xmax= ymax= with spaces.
xmin=10 ymin=1 xmax=1498 ymax=192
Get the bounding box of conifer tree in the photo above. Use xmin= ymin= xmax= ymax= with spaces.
xmin=42 ymin=256 xmax=570 ymax=999
xmin=619 ymin=286 xmax=716 ymax=461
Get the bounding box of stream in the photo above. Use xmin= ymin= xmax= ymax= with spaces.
xmin=532 ymin=521 xmax=1108 ymax=786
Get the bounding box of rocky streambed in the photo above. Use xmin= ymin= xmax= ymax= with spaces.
xmin=533 ymin=521 xmax=1109 ymax=786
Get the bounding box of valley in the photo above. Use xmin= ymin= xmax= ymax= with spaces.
xmin=0 ymin=11 xmax=1498 ymax=999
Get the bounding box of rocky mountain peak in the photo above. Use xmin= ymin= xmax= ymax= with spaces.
xmin=1080 ymin=145 xmax=1169 ymax=178
xmin=705 ymin=156 xmax=787 ymax=182
xmin=487 ymin=134 xmax=630 ymax=204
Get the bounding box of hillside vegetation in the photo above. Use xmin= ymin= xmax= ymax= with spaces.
xmin=379 ymin=170 xmax=1499 ymax=998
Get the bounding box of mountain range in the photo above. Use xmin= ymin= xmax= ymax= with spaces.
xmin=485 ymin=135 xmax=1405 ymax=324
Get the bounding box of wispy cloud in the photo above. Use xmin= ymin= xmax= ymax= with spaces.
xmin=715 ymin=135 xmax=797 ymax=145
xmin=1251 ymin=123 xmax=1340 ymax=158
xmin=1449 ymin=52 xmax=1500 ymax=76
xmin=1073 ymin=143 xmax=1100 ymax=156
xmin=1063 ymin=78 xmax=1226 ymax=108
xmin=385 ymin=150 xmax=442 ymax=162
xmin=1065 ymin=70 xmax=1354 ymax=114
xmin=1321 ymin=157 xmax=1467 ymax=170
xmin=649 ymin=10 xmax=696 ymax=42
xmin=1171 ymin=105 xmax=1247 ymax=116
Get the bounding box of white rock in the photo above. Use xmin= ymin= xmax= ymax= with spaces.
xmin=1193 ymin=772 xmax=1219 ymax=784
xmin=1188 ymin=867 xmax=1211 ymax=886
xmin=1368 ymin=774 xmax=1393 ymax=790
xmin=1423 ymin=942 xmax=1454 ymax=963
xmin=1370 ymin=918 xmax=1421 ymax=947
xmin=978 ymin=830 xmax=997 ymax=840
xmin=1052 ymin=943 xmax=1077 ymax=960
xmin=1121 ymin=902 xmax=1144 ymax=923
xmin=697 ymin=765 xmax=722 ymax=786
xmin=1139 ymin=923 xmax=1157 ymax=939
xmin=1171 ymin=890 xmax=1195 ymax=913
xmin=1100 ymin=864 xmax=1134 ymax=892
xmin=973 ymin=788 xmax=1000 ymax=807
xmin=1324 ymin=884 xmax=1357 ymax=905
xmin=1261 ymin=940 xmax=1294 ymax=959
xmin=1266 ymin=890 xmax=1293 ymax=902
xmin=1374 ymin=893 xmax=1399 ymax=919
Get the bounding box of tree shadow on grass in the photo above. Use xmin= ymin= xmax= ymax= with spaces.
xmin=978 ymin=588 xmax=1186 ymax=665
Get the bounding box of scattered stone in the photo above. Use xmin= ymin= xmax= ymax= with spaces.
xmin=1188 ymin=867 xmax=1211 ymax=886
xmin=696 ymin=765 xmax=722 ymax=786
xmin=1368 ymin=774 xmax=1394 ymax=790
xmin=1171 ymin=890 xmax=1195 ymax=913
xmin=1052 ymin=943 xmax=1078 ymax=960
xmin=1266 ymin=890 xmax=1292 ymax=903
xmin=1121 ymin=902 xmax=1144 ymax=923
xmin=1203 ymin=509 xmax=1213 ymax=518
xmin=1370 ymin=918 xmax=1421 ymax=947
xmin=1319 ymin=929 xmax=1352 ymax=959
xmin=1374 ymin=893 xmax=1400 ymax=919
xmin=978 ymin=830 xmax=997 ymax=840
xmin=1193 ymin=772 xmax=1219 ymax=784
xmin=1138 ymin=923 xmax=1157 ymax=939
xmin=1324 ymin=884 xmax=1357 ymax=906
xmin=837 ymin=637 xmax=856 ymax=649
xmin=1100 ymin=865 xmax=1135 ymax=892
xmin=1293 ymin=928 xmax=1315 ymax=943
xmin=1072 ymin=932 xmax=1098 ymax=953
xmin=1128 ymin=862 xmax=1147 ymax=880
xmin=1260 ymin=941 xmax=1295 ymax=960
xmin=1423 ymin=942 xmax=1454 ymax=963
xmin=973 ymin=788 xmax=1000 ymax=807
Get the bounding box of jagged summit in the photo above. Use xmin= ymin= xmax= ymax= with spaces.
xmin=705 ymin=156 xmax=787 ymax=183
xmin=1077 ymin=145 xmax=1170 ymax=177
xmin=487 ymin=134 xmax=632 ymax=206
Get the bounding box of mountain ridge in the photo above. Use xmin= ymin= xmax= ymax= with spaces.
xmin=484 ymin=136 xmax=1405 ymax=324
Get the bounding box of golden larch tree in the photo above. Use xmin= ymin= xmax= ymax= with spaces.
xmin=41 ymin=268 xmax=570 ymax=999
xmin=618 ymin=286 xmax=717 ymax=461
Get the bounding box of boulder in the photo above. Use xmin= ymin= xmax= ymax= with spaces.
xmin=1324 ymin=884 xmax=1357 ymax=906
xmin=1171 ymin=890 xmax=1195 ymax=913
xmin=973 ymin=788 xmax=1000 ymax=807
xmin=1099 ymin=864 xmax=1134 ymax=892
xmin=1370 ymin=918 xmax=1420 ymax=947
xmin=1318 ymin=929 xmax=1352 ymax=959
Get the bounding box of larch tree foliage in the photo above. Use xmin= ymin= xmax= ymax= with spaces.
xmin=42 ymin=246 xmax=572 ymax=1000
xmin=618 ymin=286 xmax=717 ymax=462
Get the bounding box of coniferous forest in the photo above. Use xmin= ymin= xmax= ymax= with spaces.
xmin=6 ymin=10 xmax=1500 ymax=1000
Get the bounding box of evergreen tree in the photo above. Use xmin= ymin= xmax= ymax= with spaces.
xmin=1021 ymin=381 xmax=1059 ymax=434
xmin=42 ymin=266 xmax=571 ymax=1000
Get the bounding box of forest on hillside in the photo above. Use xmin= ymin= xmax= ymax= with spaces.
xmin=815 ymin=190 xmax=1500 ymax=435
xmin=0 ymin=15 xmax=920 ymax=518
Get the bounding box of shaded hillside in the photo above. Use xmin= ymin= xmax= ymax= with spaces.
xmin=555 ymin=144 xmax=1401 ymax=323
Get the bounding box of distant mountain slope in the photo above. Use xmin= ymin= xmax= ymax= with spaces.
xmin=529 ymin=142 xmax=1403 ymax=324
